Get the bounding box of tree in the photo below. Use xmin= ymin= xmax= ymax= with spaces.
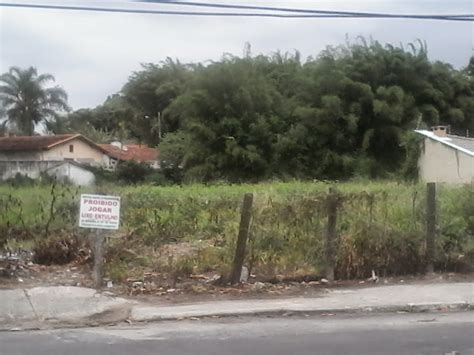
xmin=49 ymin=40 xmax=472 ymax=182
xmin=158 ymin=131 xmax=189 ymax=183
xmin=122 ymin=58 xmax=193 ymax=145
xmin=0 ymin=67 xmax=70 ymax=135
xmin=168 ymin=55 xmax=286 ymax=182
xmin=466 ymin=56 xmax=474 ymax=77
xmin=116 ymin=160 xmax=152 ymax=184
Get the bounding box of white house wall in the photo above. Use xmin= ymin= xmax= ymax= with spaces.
xmin=419 ymin=138 xmax=474 ymax=183
xmin=44 ymin=138 xmax=109 ymax=166
xmin=0 ymin=138 xmax=111 ymax=168
xmin=46 ymin=163 xmax=95 ymax=186
xmin=0 ymin=161 xmax=57 ymax=180
xmin=0 ymin=151 xmax=42 ymax=161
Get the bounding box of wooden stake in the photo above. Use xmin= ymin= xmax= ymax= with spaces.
xmin=426 ymin=182 xmax=436 ymax=274
xmin=93 ymin=230 xmax=105 ymax=289
xmin=325 ymin=188 xmax=338 ymax=281
xmin=230 ymin=193 xmax=254 ymax=284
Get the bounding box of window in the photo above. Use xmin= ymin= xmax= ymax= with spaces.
xmin=69 ymin=144 xmax=74 ymax=153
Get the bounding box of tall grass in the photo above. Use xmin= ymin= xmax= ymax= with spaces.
xmin=1 ymin=180 xmax=472 ymax=279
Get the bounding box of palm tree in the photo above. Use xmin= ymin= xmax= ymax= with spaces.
xmin=0 ymin=67 xmax=70 ymax=135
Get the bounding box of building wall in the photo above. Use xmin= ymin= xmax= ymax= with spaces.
xmin=0 ymin=138 xmax=110 ymax=167
xmin=0 ymin=151 xmax=41 ymax=161
xmin=0 ymin=161 xmax=57 ymax=179
xmin=0 ymin=161 xmax=95 ymax=186
xmin=43 ymin=138 xmax=109 ymax=166
xmin=46 ymin=163 xmax=95 ymax=186
xmin=418 ymin=138 xmax=474 ymax=183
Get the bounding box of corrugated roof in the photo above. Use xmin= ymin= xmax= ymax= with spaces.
xmin=99 ymin=144 xmax=159 ymax=162
xmin=445 ymin=135 xmax=474 ymax=154
xmin=415 ymin=130 xmax=474 ymax=157
xmin=0 ymin=134 xmax=80 ymax=151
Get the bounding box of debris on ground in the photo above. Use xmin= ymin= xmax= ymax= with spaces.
xmin=0 ymin=250 xmax=92 ymax=289
xmin=2 ymin=247 xmax=474 ymax=305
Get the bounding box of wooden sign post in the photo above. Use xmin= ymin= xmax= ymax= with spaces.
xmin=79 ymin=194 xmax=121 ymax=289
xmin=230 ymin=193 xmax=254 ymax=285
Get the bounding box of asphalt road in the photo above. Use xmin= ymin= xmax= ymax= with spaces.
xmin=1 ymin=312 xmax=473 ymax=355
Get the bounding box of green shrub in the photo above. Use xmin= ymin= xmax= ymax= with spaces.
xmin=85 ymin=166 xmax=117 ymax=185
xmin=116 ymin=161 xmax=152 ymax=184
xmin=145 ymin=172 xmax=172 ymax=186
xmin=32 ymin=233 xmax=89 ymax=265
xmin=106 ymin=261 xmax=129 ymax=282
xmin=2 ymin=173 xmax=36 ymax=187
xmin=2 ymin=181 xmax=474 ymax=280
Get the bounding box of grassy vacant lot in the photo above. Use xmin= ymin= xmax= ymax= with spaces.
xmin=1 ymin=181 xmax=473 ymax=281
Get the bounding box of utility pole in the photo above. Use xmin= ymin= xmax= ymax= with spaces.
xmin=157 ymin=112 xmax=162 ymax=143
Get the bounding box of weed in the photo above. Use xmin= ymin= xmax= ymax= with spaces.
xmin=2 ymin=181 xmax=473 ymax=280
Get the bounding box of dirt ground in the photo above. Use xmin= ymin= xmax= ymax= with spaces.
xmin=1 ymin=255 xmax=473 ymax=305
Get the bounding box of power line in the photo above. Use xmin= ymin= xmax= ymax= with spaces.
xmin=0 ymin=3 xmax=354 ymax=17
xmin=0 ymin=2 xmax=472 ymax=21
xmin=137 ymin=0 xmax=474 ymax=21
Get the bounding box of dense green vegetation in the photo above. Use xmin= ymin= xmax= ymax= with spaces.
xmin=44 ymin=39 xmax=474 ymax=182
xmin=2 ymin=40 xmax=472 ymax=182
xmin=1 ymin=181 xmax=473 ymax=279
xmin=0 ymin=67 xmax=69 ymax=135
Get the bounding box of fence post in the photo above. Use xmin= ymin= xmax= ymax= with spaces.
xmin=426 ymin=182 xmax=436 ymax=273
xmin=230 ymin=193 xmax=254 ymax=284
xmin=325 ymin=187 xmax=338 ymax=281
xmin=93 ymin=230 xmax=105 ymax=289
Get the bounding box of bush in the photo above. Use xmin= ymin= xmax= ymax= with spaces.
xmin=116 ymin=161 xmax=152 ymax=184
xmin=3 ymin=181 xmax=474 ymax=281
xmin=84 ymin=166 xmax=117 ymax=184
xmin=145 ymin=172 xmax=172 ymax=186
xmin=33 ymin=233 xmax=90 ymax=265
xmin=2 ymin=173 xmax=36 ymax=187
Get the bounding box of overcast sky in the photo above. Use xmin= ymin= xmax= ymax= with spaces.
xmin=0 ymin=0 xmax=473 ymax=110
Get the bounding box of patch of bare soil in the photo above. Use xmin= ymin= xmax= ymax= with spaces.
xmin=0 ymin=253 xmax=93 ymax=289
xmin=117 ymin=271 xmax=474 ymax=306
xmin=2 ymin=248 xmax=473 ymax=305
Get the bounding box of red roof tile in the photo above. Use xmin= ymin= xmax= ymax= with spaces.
xmin=0 ymin=134 xmax=81 ymax=151
xmin=99 ymin=144 xmax=159 ymax=162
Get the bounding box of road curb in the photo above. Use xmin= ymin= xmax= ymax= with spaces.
xmin=0 ymin=287 xmax=132 ymax=332
xmin=129 ymin=301 xmax=473 ymax=323
xmin=2 ymin=282 xmax=472 ymax=331
xmin=3 ymin=301 xmax=471 ymax=332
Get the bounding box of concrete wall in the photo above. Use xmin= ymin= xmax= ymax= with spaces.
xmin=46 ymin=163 xmax=95 ymax=186
xmin=0 ymin=151 xmax=41 ymax=161
xmin=0 ymin=161 xmax=57 ymax=180
xmin=0 ymin=161 xmax=95 ymax=186
xmin=418 ymin=138 xmax=474 ymax=184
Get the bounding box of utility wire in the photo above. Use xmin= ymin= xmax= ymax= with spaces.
xmin=137 ymin=0 xmax=474 ymax=20
xmin=0 ymin=2 xmax=472 ymax=21
xmin=0 ymin=3 xmax=359 ymax=17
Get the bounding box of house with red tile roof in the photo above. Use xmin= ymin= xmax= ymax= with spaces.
xmin=0 ymin=134 xmax=111 ymax=167
xmin=0 ymin=134 xmax=160 ymax=170
xmin=99 ymin=142 xmax=160 ymax=169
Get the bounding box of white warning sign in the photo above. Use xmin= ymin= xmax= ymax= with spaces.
xmin=79 ymin=194 xmax=121 ymax=230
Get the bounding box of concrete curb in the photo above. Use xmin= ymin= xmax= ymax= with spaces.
xmin=2 ymin=300 xmax=470 ymax=332
xmin=0 ymin=286 xmax=132 ymax=331
xmin=129 ymin=301 xmax=473 ymax=323
xmin=1 ymin=283 xmax=472 ymax=331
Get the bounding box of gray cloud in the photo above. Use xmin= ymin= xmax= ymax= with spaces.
xmin=1 ymin=0 xmax=472 ymax=109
